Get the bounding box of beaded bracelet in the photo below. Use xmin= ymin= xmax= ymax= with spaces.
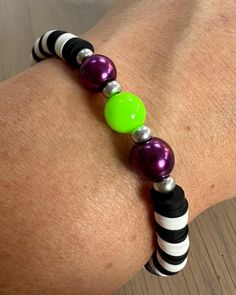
xmin=31 ymin=30 xmax=190 ymax=277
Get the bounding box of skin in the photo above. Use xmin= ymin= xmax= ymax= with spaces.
xmin=0 ymin=0 xmax=235 ymax=294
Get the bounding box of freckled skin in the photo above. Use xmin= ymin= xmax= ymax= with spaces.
xmin=105 ymin=262 xmax=113 ymax=270
xmin=185 ymin=125 xmax=191 ymax=132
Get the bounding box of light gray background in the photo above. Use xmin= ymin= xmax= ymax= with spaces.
xmin=0 ymin=1 xmax=235 ymax=294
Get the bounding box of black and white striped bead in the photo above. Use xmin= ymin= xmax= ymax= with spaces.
xmin=61 ymin=36 xmax=94 ymax=66
xmin=31 ymin=29 xmax=94 ymax=67
xmin=145 ymin=182 xmax=189 ymax=276
xmin=31 ymin=30 xmax=64 ymax=62
xmin=31 ymin=37 xmax=47 ymax=62
xmin=54 ymin=32 xmax=77 ymax=59
xmin=40 ymin=29 xmax=57 ymax=54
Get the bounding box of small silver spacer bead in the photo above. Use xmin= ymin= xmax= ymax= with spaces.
xmin=103 ymin=80 xmax=122 ymax=98
xmin=76 ymin=48 xmax=94 ymax=64
xmin=131 ymin=125 xmax=152 ymax=143
xmin=153 ymin=176 xmax=176 ymax=193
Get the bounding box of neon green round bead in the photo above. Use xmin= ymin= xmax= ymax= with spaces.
xmin=104 ymin=92 xmax=146 ymax=133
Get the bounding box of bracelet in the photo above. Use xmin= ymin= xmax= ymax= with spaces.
xmin=31 ymin=30 xmax=190 ymax=277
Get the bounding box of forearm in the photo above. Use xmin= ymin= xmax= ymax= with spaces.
xmin=0 ymin=1 xmax=236 ymax=294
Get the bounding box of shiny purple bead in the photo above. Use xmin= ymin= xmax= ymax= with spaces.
xmin=130 ymin=137 xmax=175 ymax=182
xmin=79 ymin=54 xmax=117 ymax=91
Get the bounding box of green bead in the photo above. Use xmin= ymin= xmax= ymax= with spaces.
xmin=104 ymin=92 xmax=146 ymax=133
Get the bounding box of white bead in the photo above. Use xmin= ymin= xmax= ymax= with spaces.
xmin=41 ymin=29 xmax=57 ymax=54
xmin=55 ymin=33 xmax=77 ymax=59
xmin=102 ymin=80 xmax=122 ymax=98
xmin=154 ymin=210 xmax=189 ymax=231
xmin=76 ymin=48 xmax=94 ymax=64
xmin=153 ymin=176 xmax=176 ymax=193
xmin=157 ymin=234 xmax=190 ymax=256
xmin=33 ymin=37 xmax=47 ymax=60
xmin=156 ymin=251 xmax=188 ymax=273
xmin=131 ymin=125 xmax=152 ymax=143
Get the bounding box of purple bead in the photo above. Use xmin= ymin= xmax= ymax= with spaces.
xmin=79 ymin=54 xmax=117 ymax=91
xmin=130 ymin=137 xmax=175 ymax=182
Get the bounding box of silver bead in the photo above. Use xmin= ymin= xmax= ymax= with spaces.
xmin=103 ymin=80 xmax=122 ymax=98
xmin=76 ymin=48 xmax=94 ymax=64
xmin=131 ymin=125 xmax=152 ymax=143
xmin=153 ymin=176 xmax=176 ymax=193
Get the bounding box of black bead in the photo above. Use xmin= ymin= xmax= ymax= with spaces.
xmin=47 ymin=30 xmax=67 ymax=54
xmin=155 ymin=223 xmax=189 ymax=243
xmin=38 ymin=34 xmax=52 ymax=57
xmin=155 ymin=198 xmax=188 ymax=218
xmin=152 ymin=252 xmax=178 ymax=276
xmin=157 ymin=244 xmax=189 ymax=265
xmin=31 ymin=47 xmax=42 ymax=62
xmin=150 ymin=185 xmax=187 ymax=213
xmin=62 ymin=37 xmax=94 ymax=67
xmin=144 ymin=262 xmax=159 ymax=276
